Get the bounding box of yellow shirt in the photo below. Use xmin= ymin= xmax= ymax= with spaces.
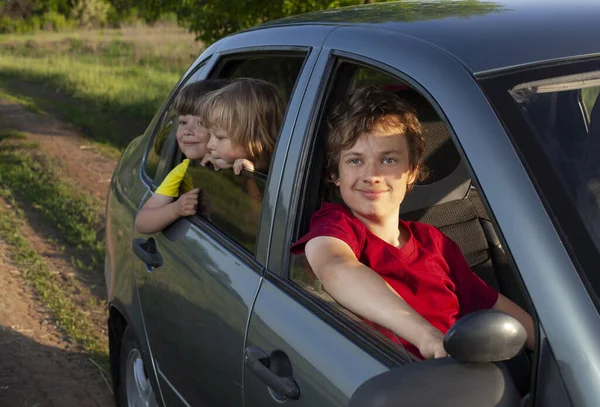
xmin=155 ymin=159 xmax=194 ymax=197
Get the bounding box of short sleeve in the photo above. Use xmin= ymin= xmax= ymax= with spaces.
xmin=155 ymin=159 xmax=190 ymax=197
xmin=443 ymin=239 xmax=499 ymax=316
xmin=290 ymin=203 xmax=365 ymax=258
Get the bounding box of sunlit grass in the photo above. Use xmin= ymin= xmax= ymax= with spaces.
xmin=0 ymin=25 xmax=201 ymax=149
xmin=0 ymin=132 xmax=109 ymax=371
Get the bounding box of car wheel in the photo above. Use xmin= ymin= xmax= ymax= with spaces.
xmin=117 ymin=326 xmax=159 ymax=407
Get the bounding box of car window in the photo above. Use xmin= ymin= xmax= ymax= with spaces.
xmin=144 ymin=66 xmax=205 ymax=185
xmin=483 ymin=61 xmax=600 ymax=306
xmin=166 ymin=53 xmax=306 ymax=256
xmin=287 ymin=60 xmax=535 ymax=378
xmin=185 ymin=162 xmax=266 ymax=253
xmin=216 ymin=55 xmax=304 ymax=102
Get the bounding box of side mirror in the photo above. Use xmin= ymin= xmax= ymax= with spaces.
xmin=444 ymin=310 xmax=527 ymax=363
xmin=348 ymin=311 xmax=527 ymax=407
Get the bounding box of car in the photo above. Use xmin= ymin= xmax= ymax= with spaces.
xmin=104 ymin=1 xmax=600 ymax=406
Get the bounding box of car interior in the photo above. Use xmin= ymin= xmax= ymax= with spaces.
xmin=291 ymin=62 xmax=535 ymax=393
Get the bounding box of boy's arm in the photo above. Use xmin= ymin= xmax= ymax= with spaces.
xmin=135 ymin=189 xmax=199 ymax=234
xmin=305 ymin=236 xmax=447 ymax=359
xmin=493 ymin=294 xmax=536 ymax=350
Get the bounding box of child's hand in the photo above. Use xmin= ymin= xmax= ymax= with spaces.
xmin=233 ymin=158 xmax=255 ymax=175
xmin=201 ymin=154 xmax=232 ymax=171
xmin=416 ymin=327 xmax=448 ymax=359
xmin=173 ymin=188 xmax=199 ymax=217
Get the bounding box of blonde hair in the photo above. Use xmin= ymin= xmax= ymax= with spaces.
xmin=197 ymin=78 xmax=285 ymax=173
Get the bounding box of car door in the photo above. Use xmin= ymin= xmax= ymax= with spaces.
xmin=244 ymin=27 xmax=537 ymax=406
xmin=132 ymin=27 xmax=332 ymax=407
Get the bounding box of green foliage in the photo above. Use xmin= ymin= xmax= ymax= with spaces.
xmin=70 ymin=0 xmax=111 ymax=27
xmin=175 ymin=0 xmax=366 ymax=44
xmin=0 ymin=33 xmax=190 ymax=148
xmin=0 ymin=11 xmax=75 ymax=33
xmin=583 ymin=87 xmax=600 ymax=114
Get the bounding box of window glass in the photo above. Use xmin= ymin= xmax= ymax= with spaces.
xmin=289 ymin=62 xmax=436 ymax=352
xmin=289 ymin=61 xmax=533 ymax=381
xmin=503 ymin=69 xmax=600 ymax=291
xmin=145 ymin=68 xmax=205 ymax=184
xmin=160 ymin=54 xmax=305 ymax=256
xmin=145 ymin=108 xmax=178 ymax=183
xmin=222 ymin=56 xmax=304 ymax=102
xmin=184 ymin=161 xmax=266 ymax=253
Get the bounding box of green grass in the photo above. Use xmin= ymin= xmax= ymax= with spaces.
xmin=0 ymin=196 xmax=109 ymax=367
xmin=0 ymin=88 xmax=42 ymax=115
xmin=0 ymin=131 xmax=108 ymax=369
xmin=0 ymin=26 xmax=200 ymax=150
xmin=0 ymin=130 xmax=104 ymax=273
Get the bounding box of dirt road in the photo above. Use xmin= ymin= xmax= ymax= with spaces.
xmin=0 ymin=98 xmax=117 ymax=407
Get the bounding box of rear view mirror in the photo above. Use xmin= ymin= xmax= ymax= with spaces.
xmin=445 ymin=310 xmax=527 ymax=363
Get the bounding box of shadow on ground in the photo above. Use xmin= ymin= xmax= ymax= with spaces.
xmin=0 ymin=72 xmax=151 ymax=150
xmin=0 ymin=326 xmax=113 ymax=407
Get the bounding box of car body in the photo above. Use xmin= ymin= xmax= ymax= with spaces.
xmin=104 ymin=1 xmax=600 ymax=406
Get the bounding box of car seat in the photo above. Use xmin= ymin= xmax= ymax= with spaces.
xmin=395 ymin=88 xmax=529 ymax=310
xmin=395 ymin=89 xmax=532 ymax=393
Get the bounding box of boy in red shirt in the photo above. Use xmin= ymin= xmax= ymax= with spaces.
xmin=291 ymin=86 xmax=534 ymax=359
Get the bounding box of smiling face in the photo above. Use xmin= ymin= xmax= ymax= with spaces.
xmin=176 ymin=115 xmax=210 ymax=160
xmin=335 ymin=125 xmax=417 ymax=224
xmin=206 ymin=128 xmax=249 ymax=164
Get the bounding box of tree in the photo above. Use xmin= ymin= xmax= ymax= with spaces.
xmin=174 ymin=0 xmax=373 ymax=44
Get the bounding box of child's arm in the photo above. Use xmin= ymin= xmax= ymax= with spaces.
xmin=305 ymin=236 xmax=447 ymax=359
xmin=493 ymin=294 xmax=536 ymax=350
xmin=135 ymin=188 xmax=199 ymax=234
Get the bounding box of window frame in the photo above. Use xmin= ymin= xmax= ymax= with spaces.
xmin=479 ymin=57 xmax=600 ymax=311
xmin=155 ymin=48 xmax=313 ymax=265
xmin=272 ymin=49 xmax=538 ymax=369
xmin=141 ymin=58 xmax=211 ymax=188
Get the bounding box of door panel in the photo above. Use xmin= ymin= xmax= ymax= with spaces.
xmin=133 ymin=32 xmax=326 ymax=405
xmin=244 ymin=279 xmax=388 ymax=406
xmin=135 ymin=218 xmax=262 ymax=407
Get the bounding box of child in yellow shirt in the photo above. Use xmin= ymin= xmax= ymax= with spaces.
xmin=135 ymin=79 xmax=228 ymax=234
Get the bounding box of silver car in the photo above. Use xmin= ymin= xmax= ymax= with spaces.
xmin=105 ymin=1 xmax=600 ymax=406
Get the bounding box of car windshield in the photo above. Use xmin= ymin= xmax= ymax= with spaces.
xmin=482 ymin=62 xmax=600 ymax=302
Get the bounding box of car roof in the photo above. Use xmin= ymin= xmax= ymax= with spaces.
xmin=258 ymin=0 xmax=600 ymax=75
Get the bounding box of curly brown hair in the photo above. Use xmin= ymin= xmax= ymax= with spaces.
xmin=327 ymin=86 xmax=425 ymax=190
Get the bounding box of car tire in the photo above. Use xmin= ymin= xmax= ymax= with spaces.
xmin=117 ymin=326 xmax=159 ymax=407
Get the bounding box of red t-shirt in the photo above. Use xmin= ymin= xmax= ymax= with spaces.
xmin=290 ymin=202 xmax=498 ymax=359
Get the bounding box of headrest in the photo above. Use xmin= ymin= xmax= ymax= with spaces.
xmin=394 ymin=88 xmax=471 ymax=215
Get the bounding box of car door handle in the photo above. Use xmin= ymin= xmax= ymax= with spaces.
xmin=132 ymin=238 xmax=163 ymax=269
xmin=244 ymin=346 xmax=299 ymax=400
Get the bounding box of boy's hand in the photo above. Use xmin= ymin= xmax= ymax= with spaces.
xmin=173 ymin=188 xmax=199 ymax=217
xmin=416 ymin=327 xmax=448 ymax=359
xmin=233 ymin=158 xmax=255 ymax=175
